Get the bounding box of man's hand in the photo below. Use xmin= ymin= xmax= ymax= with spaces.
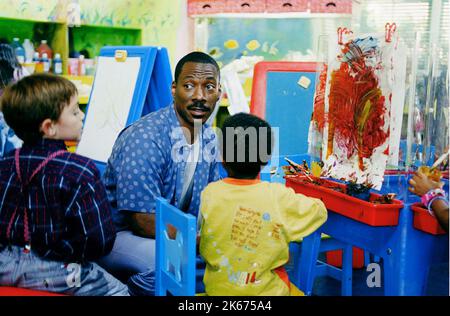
xmin=128 ymin=213 xmax=156 ymax=238
xmin=167 ymin=224 xmax=177 ymax=239
xmin=128 ymin=212 xmax=178 ymax=239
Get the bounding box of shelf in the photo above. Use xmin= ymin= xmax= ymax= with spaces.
xmin=62 ymin=75 xmax=94 ymax=104
xmin=0 ymin=16 xmax=68 ymax=73
xmin=63 ymin=75 xmax=94 ymax=84
xmin=69 ymin=25 xmax=142 ymax=59
xmin=78 ymin=96 xmax=89 ymax=104
xmin=0 ymin=17 xmax=142 ymax=76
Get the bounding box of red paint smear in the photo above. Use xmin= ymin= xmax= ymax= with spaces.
xmin=250 ymin=271 xmax=256 ymax=283
xmin=312 ymin=64 xmax=328 ymax=132
xmin=327 ymin=42 xmax=389 ymax=170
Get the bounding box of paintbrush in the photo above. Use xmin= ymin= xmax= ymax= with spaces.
xmin=431 ymin=150 xmax=450 ymax=170
xmin=284 ymin=157 xmax=313 ymax=181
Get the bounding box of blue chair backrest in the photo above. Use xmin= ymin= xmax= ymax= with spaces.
xmin=155 ymin=197 xmax=197 ymax=296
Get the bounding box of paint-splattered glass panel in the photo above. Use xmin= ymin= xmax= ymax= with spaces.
xmin=311 ymin=32 xmax=407 ymax=189
xmin=353 ymin=0 xmax=449 ymax=167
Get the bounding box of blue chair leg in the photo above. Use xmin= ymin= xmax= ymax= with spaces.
xmin=341 ymin=244 xmax=353 ymax=296
xmin=196 ymin=256 xmax=206 ymax=293
xmin=364 ymin=250 xmax=371 ymax=267
xmin=297 ymin=231 xmax=322 ymax=296
xmin=155 ymin=208 xmax=164 ymax=296
xmin=364 ymin=251 xmax=381 ymax=267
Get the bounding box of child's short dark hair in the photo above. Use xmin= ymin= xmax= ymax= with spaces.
xmin=221 ymin=113 xmax=273 ymax=178
xmin=0 ymin=73 xmax=77 ymax=144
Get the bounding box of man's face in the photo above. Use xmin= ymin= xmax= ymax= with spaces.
xmin=172 ymin=62 xmax=221 ymax=129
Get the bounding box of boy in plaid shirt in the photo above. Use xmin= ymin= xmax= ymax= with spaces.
xmin=0 ymin=74 xmax=128 ymax=295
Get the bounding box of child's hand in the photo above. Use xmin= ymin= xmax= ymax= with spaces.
xmin=408 ymin=170 xmax=444 ymax=196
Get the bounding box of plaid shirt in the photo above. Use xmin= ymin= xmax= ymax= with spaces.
xmin=0 ymin=139 xmax=116 ymax=262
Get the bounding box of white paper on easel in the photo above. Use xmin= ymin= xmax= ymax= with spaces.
xmin=77 ymin=56 xmax=140 ymax=162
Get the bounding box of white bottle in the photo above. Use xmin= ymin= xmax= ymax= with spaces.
xmin=42 ymin=53 xmax=50 ymax=73
xmin=23 ymin=39 xmax=35 ymax=63
xmin=78 ymin=54 xmax=85 ymax=76
xmin=53 ymin=53 xmax=62 ymax=75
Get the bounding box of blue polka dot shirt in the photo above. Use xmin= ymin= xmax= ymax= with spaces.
xmin=103 ymin=105 xmax=221 ymax=230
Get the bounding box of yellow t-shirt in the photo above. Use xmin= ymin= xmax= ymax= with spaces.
xmin=199 ymin=178 xmax=327 ymax=296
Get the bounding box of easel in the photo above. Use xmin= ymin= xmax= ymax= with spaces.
xmin=76 ymin=46 xmax=173 ymax=173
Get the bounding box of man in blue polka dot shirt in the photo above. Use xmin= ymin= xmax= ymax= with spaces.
xmin=98 ymin=52 xmax=223 ymax=295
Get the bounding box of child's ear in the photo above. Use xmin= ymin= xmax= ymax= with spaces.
xmin=40 ymin=118 xmax=57 ymax=138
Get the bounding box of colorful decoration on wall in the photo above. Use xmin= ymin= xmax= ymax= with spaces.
xmin=309 ymin=25 xmax=407 ymax=189
xmin=188 ymin=0 xmax=351 ymax=16
xmin=0 ymin=0 xmax=64 ymax=21
xmin=206 ymin=17 xmax=351 ymax=65
xmin=1 ymin=0 xmax=180 ymax=65
xmin=224 ymin=39 xmax=239 ymax=50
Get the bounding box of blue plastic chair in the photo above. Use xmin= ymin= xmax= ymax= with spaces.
xmin=155 ymin=197 xmax=198 ymax=296
xmin=294 ymin=232 xmax=353 ymax=296
xmin=261 ymin=154 xmax=354 ymax=296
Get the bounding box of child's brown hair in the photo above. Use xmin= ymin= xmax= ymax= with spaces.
xmin=0 ymin=73 xmax=77 ymax=144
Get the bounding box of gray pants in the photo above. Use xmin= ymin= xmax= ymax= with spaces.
xmin=0 ymin=246 xmax=129 ymax=296
xmin=96 ymin=230 xmax=156 ymax=296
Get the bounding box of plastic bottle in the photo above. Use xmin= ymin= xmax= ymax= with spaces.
xmin=37 ymin=40 xmax=53 ymax=71
xmin=53 ymin=53 xmax=63 ymax=75
xmin=22 ymin=39 xmax=35 ymax=63
xmin=78 ymin=54 xmax=86 ymax=76
xmin=33 ymin=52 xmax=44 ymax=73
xmin=11 ymin=38 xmax=25 ymax=64
xmin=37 ymin=40 xmax=53 ymax=59
xmin=41 ymin=53 xmax=50 ymax=73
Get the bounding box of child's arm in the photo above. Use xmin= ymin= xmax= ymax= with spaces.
xmin=278 ymin=185 xmax=328 ymax=241
xmin=0 ymin=113 xmax=22 ymax=157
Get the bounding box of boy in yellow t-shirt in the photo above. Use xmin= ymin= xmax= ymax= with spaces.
xmin=199 ymin=113 xmax=327 ymax=296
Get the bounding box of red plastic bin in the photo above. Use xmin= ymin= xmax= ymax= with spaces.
xmin=410 ymin=203 xmax=446 ymax=235
xmin=285 ymin=175 xmax=404 ymax=226
xmin=326 ymin=247 xmax=365 ymax=269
